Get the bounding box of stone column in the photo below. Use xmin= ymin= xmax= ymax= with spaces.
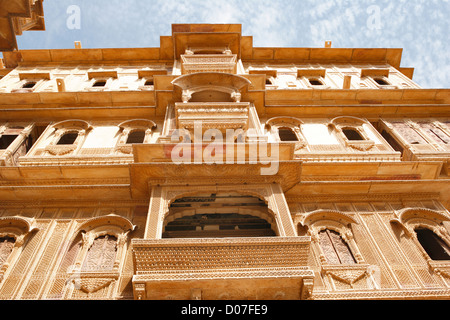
xmin=144 ymin=186 xmax=165 ymax=239
xmin=268 ymin=183 xmax=297 ymax=237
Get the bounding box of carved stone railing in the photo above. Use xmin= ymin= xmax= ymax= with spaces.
xmin=132 ymin=237 xmax=315 ymax=300
xmin=181 ymin=54 xmax=237 ymax=74
xmin=296 ymin=145 xmax=401 ymax=162
xmin=175 ymin=102 xmax=250 ymax=133
xmin=18 ymin=148 xmax=134 ymax=166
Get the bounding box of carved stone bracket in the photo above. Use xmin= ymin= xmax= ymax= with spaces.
xmin=71 ymin=271 xmax=119 ymax=294
xmin=322 ymin=264 xmax=370 ymax=288
xmin=301 ymin=278 xmax=315 ymax=300
xmin=45 ymin=144 xmax=77 ymax=156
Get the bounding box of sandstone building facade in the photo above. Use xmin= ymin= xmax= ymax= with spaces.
xmin=0 ymin=22 xmax=449 ymax=300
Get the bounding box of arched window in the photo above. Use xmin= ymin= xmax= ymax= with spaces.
xmin=163 ymin=193 xmax=277 ymax=239
xmin=82 ymin=235 xmax=118 ymax=272
xmin=265 ymin=117 xmax=306 ymax=149
xmin=62 ymin=215 xmax=135 ymax=297
xmin=342 ymin=128 xmax=364 ymax=141
xmin=22 ymin=81 xmax=36 ymax=89
xmin=308 ymin=78 xmax=324 ymax=86
xmin=278 ymin=127 xmax=299 ymax=142
xmin=92 ymin=80 xmax=107 ymax=87
xmin=329 ymin=116 xmax=379 ymax=151
xmin=126 ymin=130 xmax=146 ymax=144
xmin=373 ymin=77 xmax=390 ymax=86
xmin=115 ymin=119 xmax=156 ymax=154
xmin=56 ymin=132 xmax=78 ymax=145
xmin=44 ymin=120 xmax=92 ymax=156
xmin=0 ymin=216 xmax=36 ymax=282
xmin=415 ymin=228 xmax=450 ymax=261
xmin=144 ymin=79 xmax=154 ymax=87
xmin=319 ymin=229 xmax=356 ymax=265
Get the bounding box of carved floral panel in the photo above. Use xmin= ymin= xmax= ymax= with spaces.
xmin=82 ymin=235 xmax=117 ymax=272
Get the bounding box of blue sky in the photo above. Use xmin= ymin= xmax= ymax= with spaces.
xmin=12 ymin=0 xmax=450 ymax=88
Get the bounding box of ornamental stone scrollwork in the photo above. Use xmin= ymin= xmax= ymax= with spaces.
xmin=328 ymin=116 xmax=375 ymax=151
xmin=65 ymin=214 xmax=135 ymax=296
xmin=44 ymin=120 xmax=92 ymax=156
xmin=0 ymin=216 xmax=37 ymax=283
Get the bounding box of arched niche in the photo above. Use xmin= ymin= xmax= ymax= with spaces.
xmin=70 ymin=214 xmax=136 ymax=272
xmin=45 ymin=120 xmax=93 ymax=156
xmin=392 ymin=208 xmax=450 ymax=266
xmin=0 ymin=216 xmax=37 ymax=282
xmin=115 ymin=119 xmax=157 ymax=153
xmin=296 ymin=209 xmax=365 ymax=265
xmin=265 ymin=117 xmax=307 ymax=149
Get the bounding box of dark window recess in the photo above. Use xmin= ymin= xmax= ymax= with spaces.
xmin=319 ymin=229 xmax=356 ymax=264
xmin=163 ymin=213 xmax=275 ymax=238
xmin=126 ymin=130 xmax=146 ymax=144
xmin=374 ymin=78 xmax=389 ymax=85
xmin=265 ymin=78 xmax=272 ymax=85
xmin=381 ymin=130 xmax=404 ymax=154
xmin=343 ymin=128 xmax=364 ymax=141
xmin=416 ymin=228 xmax=450 ymax=261
xmin=278 ymin=127 xmax=298 ymax=142
xmin=0 ymin=135 xmax=18 ymax=149
xmin=57 ymin=133 xmax=78 ymax=145
xmin=22 ymin=81 xmax=36 ymax=89
xmin=93 ymin=80 xmax=106 ymax=87
xmin=309 ymin=78 xmax=323 ymax=86
xmin=144 ymin=79 xmax=154 ymax=86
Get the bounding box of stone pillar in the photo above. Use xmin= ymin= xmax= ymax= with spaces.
xmin=144 ymin=186 xmax=164 ymax=239
xmin=268 ymin=183 xmax=297 ymax=237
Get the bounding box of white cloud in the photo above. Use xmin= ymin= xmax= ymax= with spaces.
xmin=14 ymin=0 xmax=450 ymax=88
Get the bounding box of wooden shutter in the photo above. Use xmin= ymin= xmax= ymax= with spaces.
xmin=319 ymin=229 xmax=356 ymax=264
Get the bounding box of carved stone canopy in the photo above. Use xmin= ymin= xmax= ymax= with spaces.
xmin=265 ymin=116 xmax=304 ymax=131
xmin=172 ymin=72 xmax=251 ymax=103
xmin=397 ymin=207 xmax=450 ymax=225
xmin=329 ymin=116 xmax=368 ymax=127
xmin=76 ymin=214 xmax=136 ymax=236
xmin=0 ymin=216 xmax=36 ymax=233
xmin=118 ymin=119 xmax=157 ymax=131
xmin=300 ymin=209 xmax=358 ymax=228
xmin=0 ymin=216 xmax=37 ymax=241
xmin=51 ymin=119 xmax=92 ymax=132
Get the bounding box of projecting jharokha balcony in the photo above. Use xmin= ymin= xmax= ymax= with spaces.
xmin=131 ymin=236 xmax=314 ymax=300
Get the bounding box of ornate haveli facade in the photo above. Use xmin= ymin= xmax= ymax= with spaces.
xmin=0 ymin=17 xmax=450 ymax=300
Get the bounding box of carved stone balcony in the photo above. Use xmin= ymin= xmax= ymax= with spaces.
xmin=181 ymin=53 xmax=237 ymax=74
xmin=131 ymin=236 xmax=314 ymax=300
xmin=175 ymin=102 xmax=250 ymax=134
